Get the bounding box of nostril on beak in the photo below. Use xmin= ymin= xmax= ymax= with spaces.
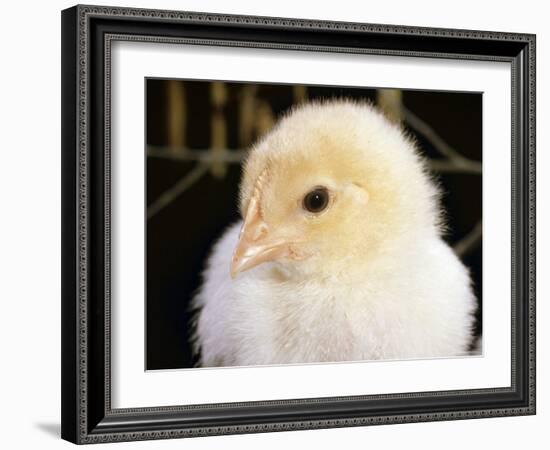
xmin=251 ymin=223 xmax=268 ymax=241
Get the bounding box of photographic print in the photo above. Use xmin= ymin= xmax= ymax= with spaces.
xmin=146 ymin=80 xmax=482 ymax=370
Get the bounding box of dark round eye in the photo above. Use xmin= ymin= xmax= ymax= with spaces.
xmin=303 ymin=187 xmax=329 ymax=213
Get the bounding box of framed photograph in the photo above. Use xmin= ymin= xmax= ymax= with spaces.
xmin=61 ymin=4 xmax=536 ymax=444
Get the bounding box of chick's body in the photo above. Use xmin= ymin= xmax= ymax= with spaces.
xmin=193 ymin=100 xmax=477 ymax=367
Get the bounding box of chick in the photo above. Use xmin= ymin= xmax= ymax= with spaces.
xmin=192 ymin=100 xmax=477 ymax=367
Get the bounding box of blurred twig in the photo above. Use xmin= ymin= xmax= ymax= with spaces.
xmin=428 ymin=160 xmax=482 ymax=174
xmin=403 ymin=107 xmax=482 ymax=175
xmin=377 ymin=89 xmax=403 ymax=123
xmin=453 ymin=221 xmax=482 ymax=257
xmin=210 ymin=82 xmax=228 ymax=179
xmin=166 ymin=80 xmax=186 ymax=152
xmin=147 ymin=163 xmax=209 ymax=219
xmin=239 ymin=85 xmax=259 ymax=147
xmin=373 ymin=89 xmax=482 ymax=256
xmin=255 ymin=100 xmax=275 ymax=136
xmin=399 ymin=105 xmax=482 ymax=256
xmin=148 ymin=146 xmax=247 ymax=163
xmin=293 ymin=85 xmax=308 ymax=105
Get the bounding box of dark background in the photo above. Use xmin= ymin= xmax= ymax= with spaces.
xmin=146 ymin=79 xmax=482 ymax=370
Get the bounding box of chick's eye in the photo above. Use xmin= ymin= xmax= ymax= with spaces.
xmin=303 ymin=187 xmax=329 ymax=213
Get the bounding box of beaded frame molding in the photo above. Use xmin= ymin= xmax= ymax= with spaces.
xmin=61 ymin=4 xmax=536 ymax=444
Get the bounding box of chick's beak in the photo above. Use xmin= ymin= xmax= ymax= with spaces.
xmin=231 ymin=196 xmax=297 ymax=278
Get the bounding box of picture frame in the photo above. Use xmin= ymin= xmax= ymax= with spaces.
xmin=61 ymin=4 xmax=536 ymax=444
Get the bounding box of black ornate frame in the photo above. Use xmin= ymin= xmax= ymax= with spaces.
xmin=61 ymin=4 xmax=536 ymax=444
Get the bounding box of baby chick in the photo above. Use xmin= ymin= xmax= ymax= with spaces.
xmin=192 ymin=100 xmax=477 ymax=367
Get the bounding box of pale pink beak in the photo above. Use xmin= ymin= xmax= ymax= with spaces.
xmin=230 ymin=194 xmax=301 ymax=278
xmin=231 ymin=180 xmax=312 ymax=278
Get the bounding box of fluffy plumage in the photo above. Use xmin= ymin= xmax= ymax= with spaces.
xmin=192 ymin=100 xmax=477 ymax=367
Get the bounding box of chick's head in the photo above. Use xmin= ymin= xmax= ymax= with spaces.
xmin=231 ymin=100 xmax=441 ymax=279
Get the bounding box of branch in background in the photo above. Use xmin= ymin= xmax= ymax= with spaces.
xmin=403 ymin=107 xmax=482 ymax=174
xmin=166 ymin=80 xmax=186 ymax=152
xmin=428 ymin=159 xmax=482 ymax=174
xmin=148 ymin=146 xmax=247 ymax=163
xmin=210 ymin=82 xmax=228 ymax=179
xmin=453 ymin=221 xmax=482 ymax=257
xmin=149 ymin=145 xmax=483 ymax=178
xmin=239 ymin=85 xmax=259 ymax=147
xmin=409 ymin=107 xmax=483 ymax=254
xmin=293 ymin=85 xmax=308 ymax=105
xmin=377 ymin=89 xmax=403 ymax=123
xmin=147 ymin=163 xmax=209 ymax=219
xmin=255 ymin=100 xmax=275 ymax=136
